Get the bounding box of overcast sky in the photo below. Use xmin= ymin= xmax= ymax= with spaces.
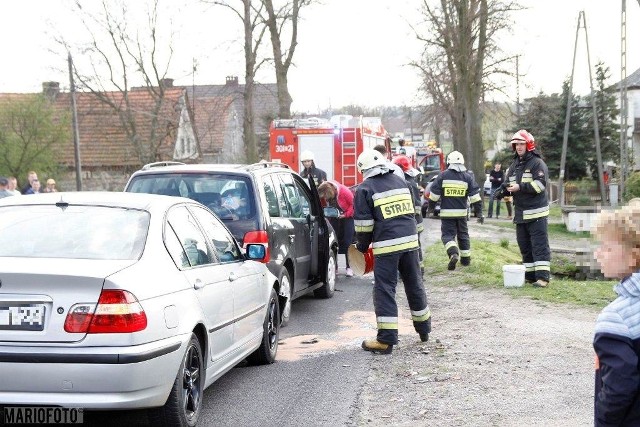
xmin=1 ymin=0 xmax=639 ymax=113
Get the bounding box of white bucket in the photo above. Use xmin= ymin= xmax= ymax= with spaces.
xmin=503 ymin=265 xmax=525 ymax=288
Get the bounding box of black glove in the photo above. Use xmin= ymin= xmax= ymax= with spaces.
xmin=477 ymin=215 xmax=484 ymax=224
xmin=493 ymin=184 xmax=508 ymax=200
xmin=356 ymin=243 xmax=368 ymax=254
xmin=427 ymin=199 xmax=436 ymax=213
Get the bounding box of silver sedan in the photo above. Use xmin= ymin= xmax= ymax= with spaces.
xmin=0 ymin=192 xmax=280 ymax=426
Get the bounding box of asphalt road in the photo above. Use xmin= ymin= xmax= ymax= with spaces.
xmin=198 ymin=271 xmax=376 ymax=427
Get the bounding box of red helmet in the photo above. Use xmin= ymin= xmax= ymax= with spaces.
xmin=510 ymin=129 xmax=535 ymax=151
xmin=392 ymin=155 xmax=412 ymax=172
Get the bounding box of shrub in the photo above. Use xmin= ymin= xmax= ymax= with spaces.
xmin=623 ymin=172 xmax=640 ymax=202
xmin=500 ymin=238 xmax=509 ymax=249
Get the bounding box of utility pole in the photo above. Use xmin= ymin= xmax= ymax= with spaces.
xmin=559 ymin=11 xmax=606 ymax=206
xmin=68 ymin=52 xmax=82 ymax=191
xmin=515 ymin=55 xmax=521 ymax=117
xmin=583 ymin=12 xmax=607 ymax=204
xmin=620 ymin=0 xmax=628 ymax=197
xmin=558 ymin=13 xmax=581 ymax=207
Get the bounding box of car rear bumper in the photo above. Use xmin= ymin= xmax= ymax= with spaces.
xmin=0 ymin=334 xmax=190 ymax=408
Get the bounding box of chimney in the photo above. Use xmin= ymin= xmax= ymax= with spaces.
xmin=225 ymin=76 xmax=239 ymax=86
xmin=42 ymin=81 xmax=60 ymax=101
xmin=160 ymin=78 xmax=174 ymax=88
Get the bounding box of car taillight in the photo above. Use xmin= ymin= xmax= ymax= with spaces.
xmin=243 ymin=230 xmax=270 ymax=263
xmin=64 ymin=290 xmax=147 ymax=333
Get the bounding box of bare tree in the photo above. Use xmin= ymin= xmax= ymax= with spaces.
xmin=412 ymin=0 xmax=520 ymax=181
xmin=207 ymin=0 xmax=269 ymax=162
xmin=262 ymin=0 xmax=312 ymax=119
xmin=64 ymin=0 xmax=181 ymax=165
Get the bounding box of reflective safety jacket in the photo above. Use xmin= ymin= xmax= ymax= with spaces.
xmin=504 ymin=151 xmax=549 ymax=223
xmin=428 ymin=167 xmax=481 ymax=218
xmin=354 ymin=170 xmax=419 ymax=257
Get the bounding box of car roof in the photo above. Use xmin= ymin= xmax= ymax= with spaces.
xmin=0 ymin=191 xmax=194 ymax=211
xmin=130 ymin=162 xmax=293 ymax=177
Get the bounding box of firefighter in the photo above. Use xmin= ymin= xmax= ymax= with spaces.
xmin=354 ymin=149 xmax=431 ymax=354
xmin=299 ymin=150 xmax=327 ymax=186
xmin=503 ymin=129 xmax=551 ymax=288
xmin=428 ymin=151 xmax=483 ymax=270
xmin=392 ymin=155 xmax=425 ymax=272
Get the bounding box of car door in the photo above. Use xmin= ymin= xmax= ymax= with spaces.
xmin=165 ymin=206 xmax=234 ymax=364
xmin=276 ymin=173 xmax=312 ymax=291
xmin=296 ymin=173 xmax=330 ymax=281
xmin=189 ymin=205 xmax=264 ymax=347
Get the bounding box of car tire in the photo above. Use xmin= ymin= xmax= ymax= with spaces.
xmin=314 ymin=251 xmax=336 ymax=298
xmin=148 ymin=333 xmax=203 ymax=427
xmin=247 ymin=288 xmax=280 ymax=365
xmin=279 ymin=269 xmax=292 ymax=327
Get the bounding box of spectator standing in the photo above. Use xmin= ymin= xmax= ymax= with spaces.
xmin=428 ymin=151 xmax=483 ymax=270
xmin=318 ymin=180 xmax=355 ymax=277
xmin=299 ymin=150 xmax=327 ymax=187
xmin=487 ymin=163 xmax=504 ymax=218
xmin=7 ymin=177 xmax=20 ymax=195
xmin=24 ymin=179 xmax=41 ymax=194
xmin=21 ymin=171 xmax=38 ymax=194
xmin=504 ymin=129 xmax=551 ymax=288
xmin=0 ymin=177 xmax=14 ymax=198
xmin=354 ymin=149 xmax=431 ymax=354
xmin=43 ymin=178 xmax=58 ymax=193
xmin=591 ymin=202 xmax=640 ymax=426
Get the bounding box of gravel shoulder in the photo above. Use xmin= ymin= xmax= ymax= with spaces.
xmin=352 ymin=218 xmax=598 ymax=426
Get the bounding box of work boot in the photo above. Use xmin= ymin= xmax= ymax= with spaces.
xmin=461 ymin=257 xmax=470 ymax=266
xmin=419 ymin=333 xmax=429 ymax=342
xmin=361 ymin=339 xmax=393 ymax=355
xmin=532 ymin=279 xmax=549 ymax=288
xmin=447 ymin=254 xmax=459 ymax=271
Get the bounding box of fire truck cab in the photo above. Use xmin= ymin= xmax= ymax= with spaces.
xmin=269 ymin=115 xmax=389 ymax=187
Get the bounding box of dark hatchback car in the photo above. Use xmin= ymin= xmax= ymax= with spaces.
xmin=124 ymin=162 xmax=338 ymax=326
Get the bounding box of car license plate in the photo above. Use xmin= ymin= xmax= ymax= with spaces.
xmin=0 ymin=304 xmax=46 ymax=331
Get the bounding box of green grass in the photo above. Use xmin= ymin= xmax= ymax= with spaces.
xmin=423 ymin=239 xmax=616 ymax=309
xmin=549 ymin=203 xmax=562 ymax=220
xmin=485 ymin=217 xmax=591 ymax=241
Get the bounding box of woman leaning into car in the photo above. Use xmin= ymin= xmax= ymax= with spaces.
xmin=318 ymin=180 xmax=355 ymax=277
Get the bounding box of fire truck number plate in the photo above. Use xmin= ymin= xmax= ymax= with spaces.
xmin=275 ymin=145 xmax=294 ymax=153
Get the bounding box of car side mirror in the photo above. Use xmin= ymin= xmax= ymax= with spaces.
xmin=323 ymin=206 xmax=340 ymax=218
xmin=246 ymin=244 xmax=266 ymax=260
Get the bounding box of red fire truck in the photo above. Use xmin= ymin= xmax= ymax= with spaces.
xmin=269 ymin=115 xmax=390 ymax=187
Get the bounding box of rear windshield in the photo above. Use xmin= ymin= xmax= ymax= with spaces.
xmin=127 ymin=173 xmax=255 ymax=222
xmin=0 ymin=205 xmax=149 ymax=260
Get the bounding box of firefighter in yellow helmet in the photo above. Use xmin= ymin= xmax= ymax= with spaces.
xmin=428 ymin=150 xmax=483 ymax=270
xmin=353 ymin=149 xmax=431 ymax=354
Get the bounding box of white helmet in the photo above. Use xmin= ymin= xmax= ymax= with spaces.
xmin=300 ymin=150 xmax=314 ymax=162
xmin=357 ymin=149 xmax=387 ymax=173
xmin=446 ymin=150 xmax=465 ymax=165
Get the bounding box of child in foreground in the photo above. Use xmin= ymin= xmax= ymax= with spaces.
xmin=592 ymin=201 xmax=640 ymax=426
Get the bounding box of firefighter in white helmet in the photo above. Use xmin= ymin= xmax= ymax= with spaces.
xmin=299 ymin=150 xmax=327 ymax=187
xmin=353 ymin=149 xmax=431 ymax=354
xmin=500 ymin=129 xmax=551 ymax=288
xmin=428 ymin=150 xmax=483 ymax=270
